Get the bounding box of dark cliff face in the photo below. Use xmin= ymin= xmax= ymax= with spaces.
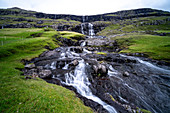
xmin=32 ymin=8 xmax=170 ymax=22
xmin=0 ymin=7 xmax=170 ymax=23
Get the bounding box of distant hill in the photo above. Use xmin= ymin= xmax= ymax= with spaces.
xmin=0 ymin=7 xmax=170 ymax=31
xmin=0 ymin=7 xmax=170 ymax=22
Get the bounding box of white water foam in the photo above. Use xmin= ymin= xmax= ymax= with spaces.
xmin=120 ymin=54 xmax=170 ymax=74
xmin=64 ymin=59 xmax=117 ymax=113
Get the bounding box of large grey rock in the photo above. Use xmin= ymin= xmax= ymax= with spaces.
xmin=92 ymin=64 xmax=108 ymax=76
xmin=25 ymin=63 xmax=35 ymax=69
xmin=93 ymin=65 xmax=98 ymax=73
xmin=39 ymin=69 xmax=52 ymax=78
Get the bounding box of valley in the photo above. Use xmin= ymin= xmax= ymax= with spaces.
xmin=0 ymin=7 xmax=170 ymax=113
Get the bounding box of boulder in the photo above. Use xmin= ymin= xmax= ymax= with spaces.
xmin=98 ymin=64 xmax=108 ymax=75
xmin=101 ymin=65 xmax=107 ymax=74
xmin=93 ymin=65 xmax=98 ymax=73
xmin=92 ymin=64 xmax=108 ymax=77
xmin=72 ymin=60 xmax=79 ymax=66
xmin=123 ymin=71 xmax=130 ymax=77
xmin=40 ymin=50 xmax=60 ymax=58
xmin=25 ymin=63 xmax=35 ymax=69
xmin=39 ymin=69 xmax=52 ymax=78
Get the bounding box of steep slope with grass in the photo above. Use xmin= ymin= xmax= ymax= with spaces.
xmin=0 ymin=28 xmax=92 ymax=113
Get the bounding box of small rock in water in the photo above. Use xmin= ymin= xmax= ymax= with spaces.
xmin=101 ymin=65 xmax=107 ymax=74
xmin=72 ymin=60 xmax=79 ymax=66
xmin=37 ymin=66 xmax=43 ymax=70
xmin=93 ymin=65 xmax=98 ymax=73
xmin=123 ymin=71 xmax=130 ymax=77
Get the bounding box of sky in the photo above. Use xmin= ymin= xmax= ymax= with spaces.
xmin=0 ymin=0 xmax=170 ymax=15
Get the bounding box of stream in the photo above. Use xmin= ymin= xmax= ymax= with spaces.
xmin=23 ymin=22 xmax=170 ymax=113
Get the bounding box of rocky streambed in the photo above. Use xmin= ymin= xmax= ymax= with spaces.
xmin=23 ymin=35 xmax=170 ymax=113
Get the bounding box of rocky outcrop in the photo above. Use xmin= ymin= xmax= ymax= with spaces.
xmin=24 ymin=64 xmax=52 ymax=78
xmin=84 ymin=38 xmax=119 ymax=52
xmin=53 ymin=35 xmax=85 ymax=47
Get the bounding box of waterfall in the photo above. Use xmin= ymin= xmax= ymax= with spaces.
xmin=88 ymin=23 xmax=95 ymax=38
xmin=57 ymin=47 xmax=117 ymax=113
xmin=81 ymin=15 xmax=95 ymax=38
xmin=82 ymin=16 xmax=85 ymax=23
xmin=64 ymin=59 xmax=117 ymax=113
xmin=81 ymin=23 xmax=85 ymax=35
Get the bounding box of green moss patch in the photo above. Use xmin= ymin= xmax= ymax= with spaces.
xmin=96 ymin=52 xmax=107 ymax=56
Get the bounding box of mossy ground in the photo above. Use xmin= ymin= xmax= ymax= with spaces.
xmin=117 ymin=34 xmax=170 ymax=61
xmin=0 ymin=28 xmax=92 ymax=113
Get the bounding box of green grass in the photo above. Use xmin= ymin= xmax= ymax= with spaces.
xmin=98 ymin=16 xmax=170 ymax=61
xmin=96 ymin=52 xmax=107 ymax=55
xmin=59 ymin=31 xmax=85 ymax=41
xmin=0 ymin=28 xmax=44 ymax=47
xmin=0 ymin=14 xmax=81 ymax=27
xmin=0 ymin=28 xmax=43 ymax=37
xmin=105 ymin=14 xmax=118 ymax=17
xmin=0 ymin=28 xmax=92 ymax=113
xmin=118 ymin=34 xmax=170 ymax=61
xmin=98 ymin=16 xmax=170 ymax=37
xmin=156 ymin=30 xmax=170 ymax=33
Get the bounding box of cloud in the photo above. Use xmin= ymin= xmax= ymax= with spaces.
xmin=0 ymin=0 xmax=169 ymax=15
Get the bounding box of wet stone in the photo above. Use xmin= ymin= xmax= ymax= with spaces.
xmin=25 ymin=63 xmax=35 ymax=69
xmin=39 ymin=69 xmax=52 ymax=78
xmin=123 ymin=71 xmax=130 ymax=77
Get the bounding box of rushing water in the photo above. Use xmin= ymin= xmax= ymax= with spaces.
xmin=88 ymin=23 xmax=95 ymax=38
xmin=25 ymin=43 xmax=170 ymax=113
xmin=81 ymin=20 xmax=95 ymax=38
xmin=24 ymin=19 xmax=170 ymax=112
xmin=48 ymin=46 xmax=117 ymax=113
xmin=120 ymin=54 xmax=170 ymax=73
xmin=81 ymin=23 xmax=85 ymax=35
xmin=64 ymin=59 xmax=117 ymax=113
xmin=53 ymin=45 xmax=170 ymax=113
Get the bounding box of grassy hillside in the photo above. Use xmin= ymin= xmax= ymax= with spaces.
xmin=0 ymin=28 xmax=92 ymax=112
xmin=114 ymin=34 xmax=170 ymax=60
xmin=0 ymin=7 xmax=81 ymax=29
xmin=98 ymin=16 xmax=170 ymax=62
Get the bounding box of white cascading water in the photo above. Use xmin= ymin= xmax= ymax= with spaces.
xmin=81 ymin=41 xmax=86 ymax=47
xmin=120 ymin=54 xmax=170 ymax=73
xmin=64 ymin=59 xmax=117 ymax=113
xmin=81 ymin=16 xmax=85 ymax=35
xmin=88 ymin=23 xmax=95 ymax=38
xmin=81 ymin=15 xmax=95 ymax=38
xmin=81 ymin=23 xmax=85 ymax=35
xmin=82 ymin=15 xmax=85 ymax=23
